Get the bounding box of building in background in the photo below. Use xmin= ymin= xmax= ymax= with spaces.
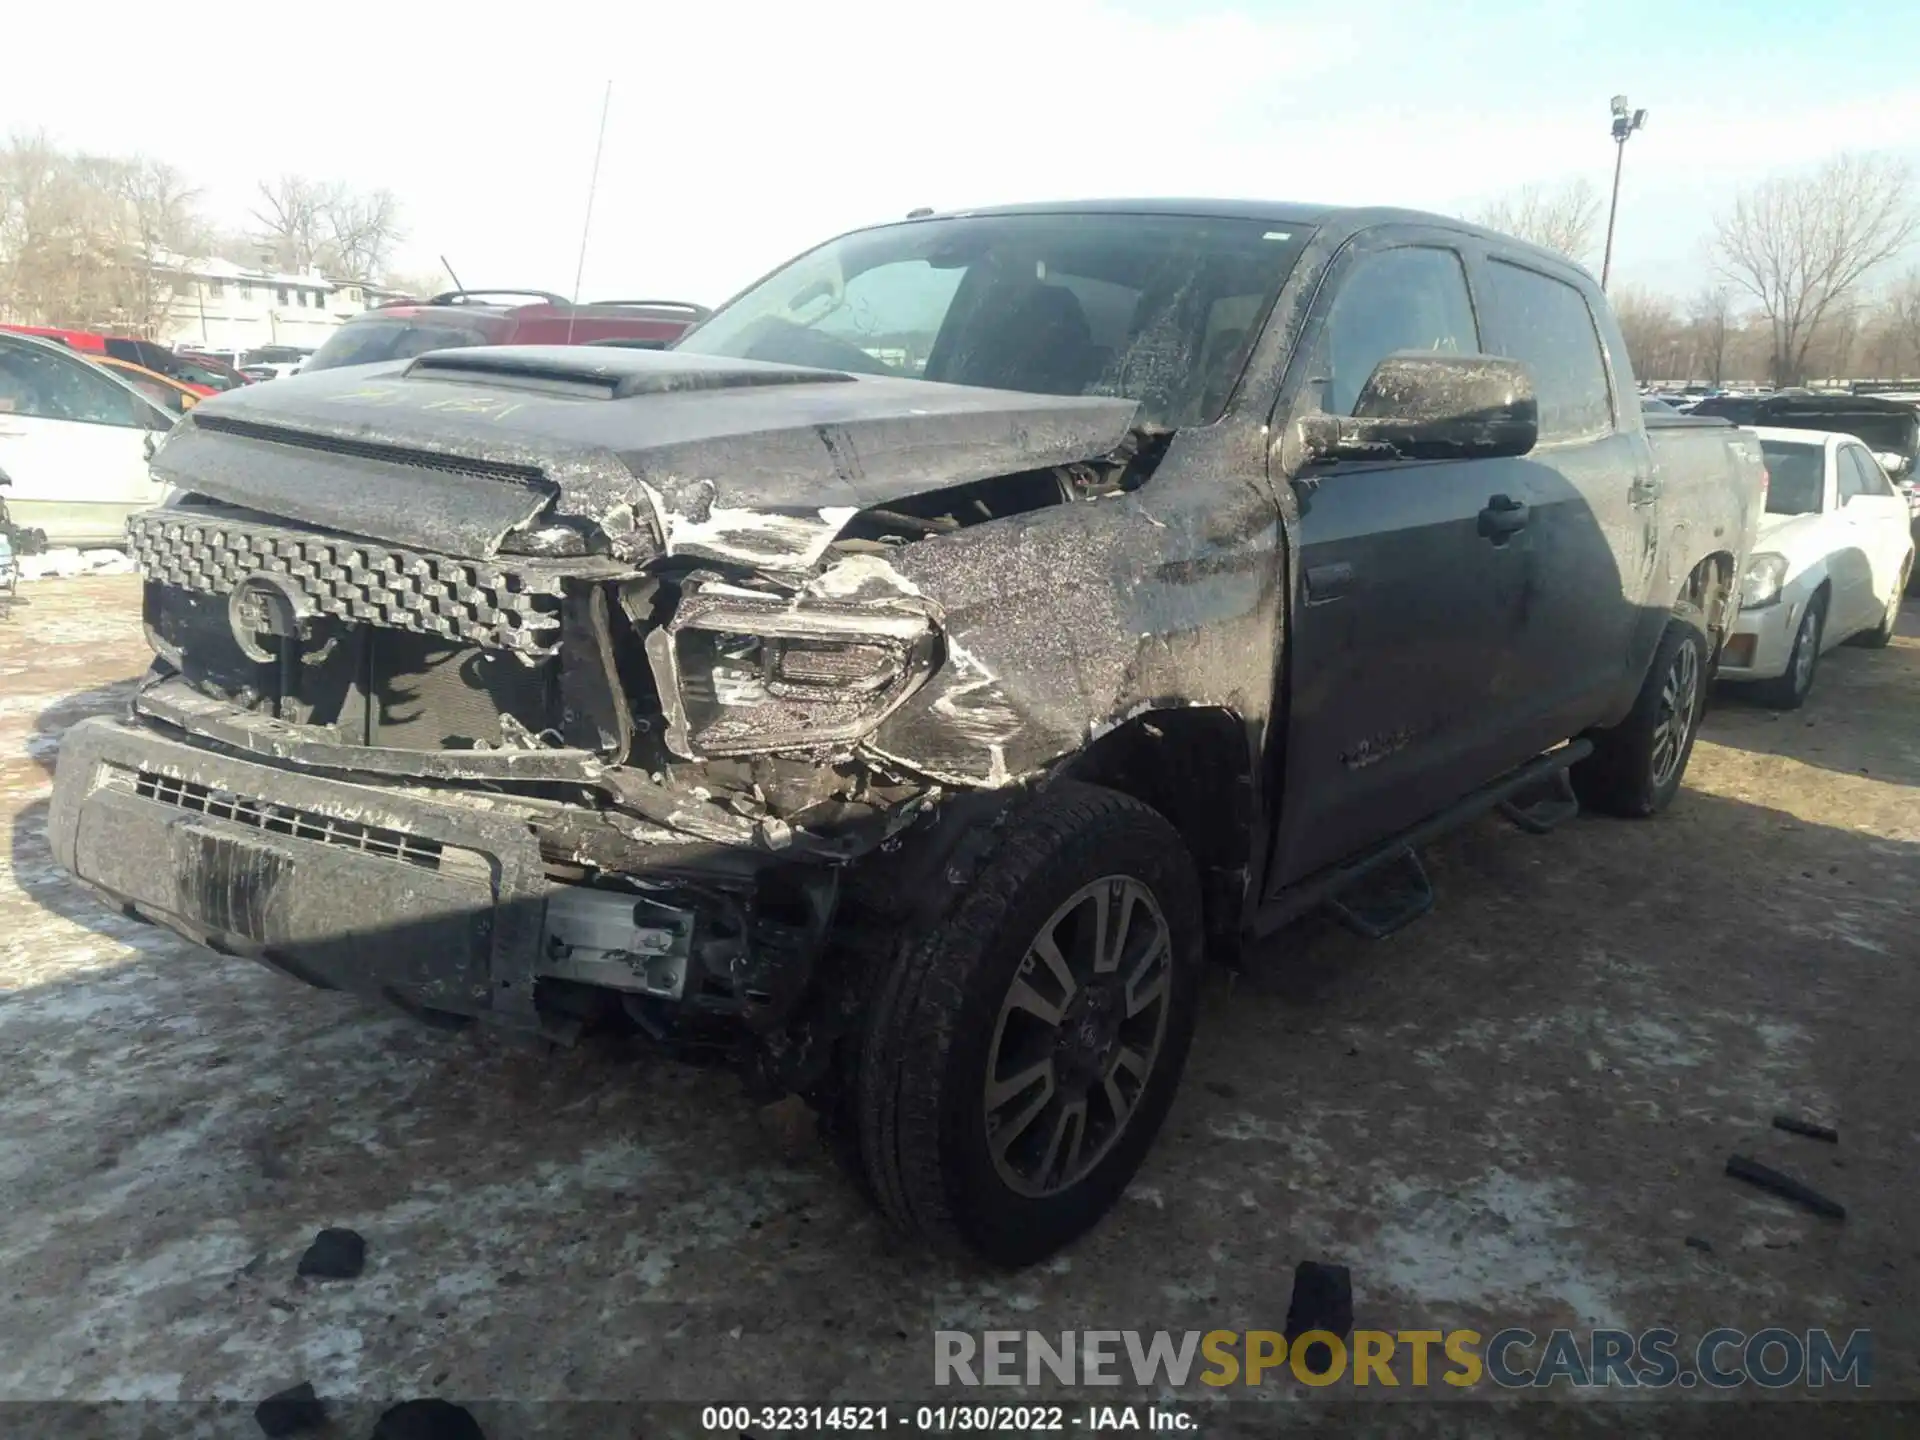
xmin=156 ymin=257 xmax=410 ymax=351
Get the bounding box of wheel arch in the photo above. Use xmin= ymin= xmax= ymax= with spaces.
xmin=1682 ymin=550 xmax=1738 ymax=652
xmin=1055 ymin=706 xmax=1256 ymax=951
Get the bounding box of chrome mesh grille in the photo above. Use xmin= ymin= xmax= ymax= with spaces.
xmin=128 ymin=512 xmax=563 ymax=658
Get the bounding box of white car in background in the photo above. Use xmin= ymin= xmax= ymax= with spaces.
xmin=0 ymin=331 xmax=177 ymax=548
xmin=1718 ymin=426 xmax=1916 ymax=708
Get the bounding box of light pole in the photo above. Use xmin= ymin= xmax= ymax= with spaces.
xmin=1600 ymin=94 xmax=1646 ymax=291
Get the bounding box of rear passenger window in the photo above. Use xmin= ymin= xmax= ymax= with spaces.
xmin=1321 ymin=246 xmax=1478 ymax=415
xmin=1484 ymin=261 xmax=1614 ymax=443
xmin=1844 ymin=448 xmax=1895 ymax=498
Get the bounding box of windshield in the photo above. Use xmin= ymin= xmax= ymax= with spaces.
xmin=1760 ymin=440 xmax=1824 ymax=515
xmin=169 ymin=357 xmax=238 ymax=391
xmin=304 ymin=316 xmax=501 ymax=373
xmin=675 ymin=212 xmax=1313 ymax=428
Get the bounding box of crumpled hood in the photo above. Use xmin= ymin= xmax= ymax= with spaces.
xmin=151 ymin=346 xmax=1139 ymax=569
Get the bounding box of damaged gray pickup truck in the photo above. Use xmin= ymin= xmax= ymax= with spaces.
xmin=49 ymin=201 xmax=1764 ymax=1263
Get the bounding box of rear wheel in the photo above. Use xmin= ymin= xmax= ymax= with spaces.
xmin=852 ymin=783 xmax=1203 ymax=1265
xmin=1572 ymin=604 xmax=1709 ymax=818
xmin=1853 ymin=561 xmax=1909 ymax=649
xmin=1754 ymin=592 xmax=1825 ymax=709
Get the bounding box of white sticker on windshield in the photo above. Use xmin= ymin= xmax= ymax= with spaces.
xmin=1263 ymin=231 xmax=1293 ymax=241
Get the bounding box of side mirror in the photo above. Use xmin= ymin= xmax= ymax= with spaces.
xmin=1295 ymin=351 xmax=1539 ymax=464
xmin=1872 ymin=450 xmax=1910 ymax=478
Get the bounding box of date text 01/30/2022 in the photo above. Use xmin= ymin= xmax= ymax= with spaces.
xmin=699 ymin=1405 xmax=1195 ymax=1432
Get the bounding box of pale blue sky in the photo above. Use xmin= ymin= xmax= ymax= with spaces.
xmin=6 ymin=0 xmax=1918 ymax=306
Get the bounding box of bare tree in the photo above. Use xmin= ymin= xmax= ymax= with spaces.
xmin=324 ymin=187 xmax=402 ymax=281
xmin=1881 ymin=269 xmax=1920 ymax=378
xmin=1474 ymin=179 xmax=1603 ymax=265
xmin=1687 ymin=287 xmax=1735 ymax=386
xmin=251 ymin=175 xmax=405 ymax=280
xmin=1610 ymin=286 xmax=1682 ymax=381
xmin=0 ymin=131 xmax=116 ymax=325
xmin=99 ymin=157 xmax=207 ymax=333
xmin=0 ymin=134 xmax=208 ymax=332
xmin=1713 ymin=152 xmax=1919 ymax=386
xmin=250 ymin=175 xmax=330 ymax=272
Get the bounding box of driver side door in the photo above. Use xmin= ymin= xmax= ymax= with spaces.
xmin=1265 ymin=228 xmax=1536 ymax=888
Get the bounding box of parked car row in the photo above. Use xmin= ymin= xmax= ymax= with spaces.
xmin=299 ymin=290 xmax=709 ymax=373
xmin=0 ymin=325 xmax=244 ymax=394
xmin=1690 ymin=391 xmax=1920 ymax=598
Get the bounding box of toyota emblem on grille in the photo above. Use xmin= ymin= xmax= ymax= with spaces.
xmin=228 ymin=572 xmax=313 ymax=663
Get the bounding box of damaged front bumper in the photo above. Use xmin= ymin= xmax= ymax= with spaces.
xmin=1718 ymin=591 xmax=1808 ymax=680
xmin=46 ymin=715 xmax=845 ymax=1040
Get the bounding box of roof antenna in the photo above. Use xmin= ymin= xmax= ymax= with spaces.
xmin=567 ymin=80 xmax=614 ymax=346
xmin=439 ymin=255 xmax=465 ymax=293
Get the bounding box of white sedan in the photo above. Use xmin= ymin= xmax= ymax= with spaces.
xmin=0 ymin=331 xmax=177 ymax=548
xmin=1718 ymin=426 xmax=1916 ymax=707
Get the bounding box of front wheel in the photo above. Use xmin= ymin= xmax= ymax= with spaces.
xmin=1572 ymin=604 xmax=1709 ymax=818
xmin=852 ymin=783 xmax=1203 ymax=1265
xmin=1754 ymin=593 xmax=1825 ymax=709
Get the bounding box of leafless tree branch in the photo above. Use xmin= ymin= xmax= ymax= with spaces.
xmin=1474 ymin=179 xmax=1603 ymax=266
xmin=1712 ymin=152 xmax=1919 ymax=385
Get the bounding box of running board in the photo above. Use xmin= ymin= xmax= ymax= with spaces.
xmin=1498 ymin=766 xmax=1581 ymax=834
xmin=1251 ymin=739 xmax=1594 ymax=940
xmin=1323 ymin=848 xmax=1432 ymax=938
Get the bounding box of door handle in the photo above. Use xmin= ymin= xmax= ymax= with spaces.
xmin=1630 ymin=473 xmax=1661 ymax=505
xmin=1477 ymin=494 xmax=1529 ymax=542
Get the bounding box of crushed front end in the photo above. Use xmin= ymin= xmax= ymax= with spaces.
xmin=45 ymin=347 xmax=1158 ymax=1078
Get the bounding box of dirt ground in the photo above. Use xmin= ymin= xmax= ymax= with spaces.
xmin=1 ymin=576 xmax=1916 ymax=1436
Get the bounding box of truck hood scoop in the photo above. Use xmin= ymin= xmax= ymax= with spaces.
xmin=151 ymin=347 xmax=1141 ymax=568
xmin=405 ymin=347 xmax=859 ymax=400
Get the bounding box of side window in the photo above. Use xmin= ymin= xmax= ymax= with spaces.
xmin=0 ymin=345 xmax=146 ymax=427
xmin=1484 ymin=261 xmax=1615 ymax=443
xmin=1845 ymin=447 xmax=1895 ymax=498
xmin=1321 ymin=246 xmax=1477 ymax=415
xmin=1837 ymin=449 xmax=1872 ymax=503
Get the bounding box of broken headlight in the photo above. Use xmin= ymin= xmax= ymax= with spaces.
xmin=646 ymin=583 xmax=938 ymax=758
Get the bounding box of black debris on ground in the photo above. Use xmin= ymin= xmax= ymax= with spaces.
xmin=254 ymin=1381 xmax=325 ymax=1437
xmin=1725 ymin=1154 xmax=1847 ymax=1220
xmin=371 ymin=1398 xmax=486 ymax=1440
xmin=1684 ymin=1235 xmax=1714 ymax=1253
xmin=1771 ymin=1114 xmax=1840 ymax=1144
xmin=296 ymin=1227 xmax=367 ymax=1280
xmin=1285 ymin=1260 xmax=1354 ymax=1375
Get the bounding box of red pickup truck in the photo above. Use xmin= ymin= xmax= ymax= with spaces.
xmin=299 ymin=291 xmax=710 ymax=373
